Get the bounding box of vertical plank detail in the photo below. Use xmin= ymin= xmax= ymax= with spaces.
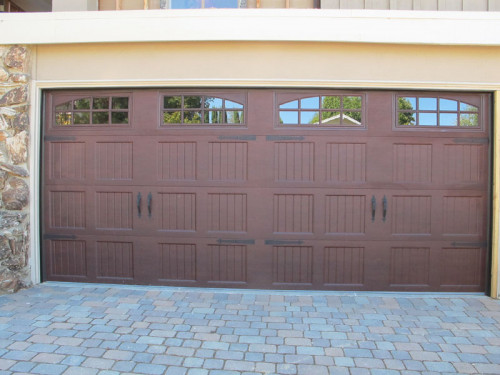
xmin=96 ymin=192 xmax=133 ymax=229
xmin=96 ymin=142 xmax=133 ymax=180
xmin=325 ymin=195 xmax=365 ymax=234
xmin=444 ymin=144 xmax=483 ymax=184
xmin=273 ymin=246 xmax=313 ymax=284
xmin=49 ymin=142 xmax=85 ymax=180
xmin=392 ymin=196 xmax=431 ymax=234
xmin=160 ymin=193 xmax=196 ymax=231
xmin=49 ymin=240 xmax=87 ymax=277
xmin=158 ymin=142 xmax=197 ymax=180
xmin=441 ymin=247 xmax=482 ymax=286
xmin=208 ymin=193 xmax=247 ymax=232
xmin=273 ymin=194 xmax=313 ymax=233
xmin=49 ymin=191 xmax=86 ymax=229
xmin=274 ymin=142 xmax=314 ymax=181
xmin=326 ymin=143 xmax=366 ymax=182
xmin=443 ymin=196 xmax=482 ymax=235
xmin=393 ymin=143 xmax=432 ymax=183
xmin=390 ymin=247 xmax=430 ymax=285
xmin=96 ymin=241 xmax=134 ymax=279
xmin=209 ymin=142 xmax=248 ymax=181
xmin=324 ymin=247 xmax=364 ymax=285
xmin=159 ymin=243 xmax=196 ymax=281
xmin=209 ymin=245 xmax=247 ymax=282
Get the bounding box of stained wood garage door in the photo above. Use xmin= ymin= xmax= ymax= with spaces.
xmin=42 ymin=89 xmax=491 ymax=292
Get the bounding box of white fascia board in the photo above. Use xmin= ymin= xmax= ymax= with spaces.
xmin=1 ymin=9 xmax=500 ymax=46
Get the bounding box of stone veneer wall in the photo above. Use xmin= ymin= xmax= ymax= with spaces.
xmin=0 ymin=45 xmax=31 ymax=294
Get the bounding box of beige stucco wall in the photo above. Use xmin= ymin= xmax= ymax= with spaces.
xmin=34 ymin=42 xmax=500 ymax=89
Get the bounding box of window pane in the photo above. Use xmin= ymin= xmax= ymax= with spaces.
xmin=205 ymin=0 xmax=239 ymax=7
xmin=204 ymin=111 xmax=224 ymax=124
xmin=74 ymin=98 xmax=91 ymax=110
xmin=184 ymin=96 xmax=202 ymax=109
xmin=171 ymin=0 xmax=202 ymax=8
xmin=398 ymin=97 xmax=416 ymax=111
xmin=321 ymin=111 xmax=340 ymax=125
xmin=164 ymin=111 xmax=181 ymax=124
xmin=343 ymin=96 xmax=362 ymax=110
xmin=225 ymin=100 xmax=244 ymax=109
xmin=344 ymin=111 xmax=362 ymax=125
xmin=300 ymin=97 xmax=319 ymax=109
xmin=164 ymin=96 xmax=182 ymax=109
xmin=56 ymin=112 xmax=72 ymax=126
xmin=460 ymin=102 xmax=479 ymax=112
xmin=439 ymin=113 xmax=458 ymax=127
xmin=398 ymin=112 xmax=416 ymax=126
xmin=419 ymin=112 xmax=437 ymax=126
xmin=460 ymin=113 xmax=479 ymax=127
xmin=204 ymin=97 xmax=224 ymax=109
xmin=112 ymin=112 xmax=128 ymax=124
xmin=419 ymin=97 xmax=437 ymax=111
xmin=226 ymin=111 xmax=244 ymax=124
xmin=184 ymin=111 xmax=202 ymax=124
xmin=93 ymin=112 xmax=109 ymax=124
xmin=300 ymin=111 xmax=319 ymax=125
xmin=112 ymin=97 xmax=129 ymax=110
xmin=93 ymin=97 xmax=109 ymax=110
xmin=55 ymin=101 xmax=72 ymax=111
xmin=280 ymin=100 xmax=298 ymax=109
xmin=74 ymin=112 xmax=90 ymax=125
xmin=321 ymin=96 xmax=341 ymax=110
xmin=279 ymin=111 xmax=298 ymax=124
xmin=439 ymin=98 xmax=458 ymax=111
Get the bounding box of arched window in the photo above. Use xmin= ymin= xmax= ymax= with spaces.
xmin=397 ymin=96 xmax=480 ymax=128
xmin=278 ymin=94 xmax=364 ymax=128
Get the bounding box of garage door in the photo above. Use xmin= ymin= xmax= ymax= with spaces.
xmin=42 ymin=89 xmax=491 ymax=292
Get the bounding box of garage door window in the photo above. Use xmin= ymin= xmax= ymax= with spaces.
xmin=55 ymin=96 xmax=130 ymax=126
xmin=397 ymin=96 xmax=479 ymax=128
xmin=278 ymin=95 xmax=363 ymax=127
xmin=162 ymin=95 xmax=245 ymax=126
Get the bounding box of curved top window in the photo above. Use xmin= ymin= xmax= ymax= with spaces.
xmin=397 ymin=96 xmax=480 ymax=128
xmin=162 ymin=95 xmax=244 ymax=126
xmin=278 ymin=95 xmax=364 ymax=128
xmin=54 ymin=95 xmax=130 ymax=126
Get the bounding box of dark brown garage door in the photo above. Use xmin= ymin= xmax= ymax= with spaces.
xmin=42 ymin=89 xmax=491 ymax=292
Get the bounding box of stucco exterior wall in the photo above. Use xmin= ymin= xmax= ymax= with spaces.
xmin=0 ymin=45 xmax=31 ymax=294
xmin=34 ymin=42 xmax=500 ymax=89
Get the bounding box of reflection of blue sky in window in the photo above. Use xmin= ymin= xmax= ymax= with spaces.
xmin=439 ymin=99 xmax=457 ymax=111
xmin=225 ymin=100 xmax=243 ymax=109
xmin=300 ymin=97 xmax=319 ymax=109
xmin=419 ymin=112 xmax=437 ymax=126
xmin=280 ymin=111 xmax=298 ymax=124
xmin=300 ymin=111 xmax=318 ymax=124
xmin=280 ymin=100 xmax=298 ymax=109
xmin=419 ymin=97 xmax=437 ymax=111
xmin=440 ymin=113 xmax=458 ymax=126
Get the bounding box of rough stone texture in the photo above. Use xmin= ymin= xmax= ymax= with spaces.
xmin=0 ymin=45 xmax=31 ymax=294
xmin=6 ymin=130 xmax=28 ymax=164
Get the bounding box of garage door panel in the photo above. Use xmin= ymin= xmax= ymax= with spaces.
xmin=42 ymin=89 xmax=490 ymax=292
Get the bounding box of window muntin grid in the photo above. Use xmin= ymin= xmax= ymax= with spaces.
xmin=54 ymin=96 xmax=130 ymax=126
xmin=278 ymin=95 xmax=363 ymax=128
xmin=162 ymin=95 xmax=245 ymax=126
xmin=397 ymin=96 xmax=480 ymax=128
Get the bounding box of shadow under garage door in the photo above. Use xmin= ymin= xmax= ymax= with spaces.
xmin=42 ymin=89 xmax=491 ymax=292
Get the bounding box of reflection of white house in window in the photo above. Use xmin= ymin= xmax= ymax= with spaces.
xmin=315 ymin=113 xmax=361 ymax=126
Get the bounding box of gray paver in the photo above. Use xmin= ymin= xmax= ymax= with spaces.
xmin=0 ymin=283 xmax=500 ymax=375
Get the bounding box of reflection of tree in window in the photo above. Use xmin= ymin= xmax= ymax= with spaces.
xmin=398 ymin=97 xmax=416 ymax=126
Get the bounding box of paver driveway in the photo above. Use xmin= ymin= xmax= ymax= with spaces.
xmin=0 ymin=283 xmax=499 ymax=375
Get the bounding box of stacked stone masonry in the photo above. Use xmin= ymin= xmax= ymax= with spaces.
xmin=0 ymin=45 xmax=31 ymax=294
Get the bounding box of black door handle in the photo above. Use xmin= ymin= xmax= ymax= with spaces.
xmin=147 ymin=192 xmax=152 ymax=218
xmin=137 ymin=192 xmax=142 ymax=218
